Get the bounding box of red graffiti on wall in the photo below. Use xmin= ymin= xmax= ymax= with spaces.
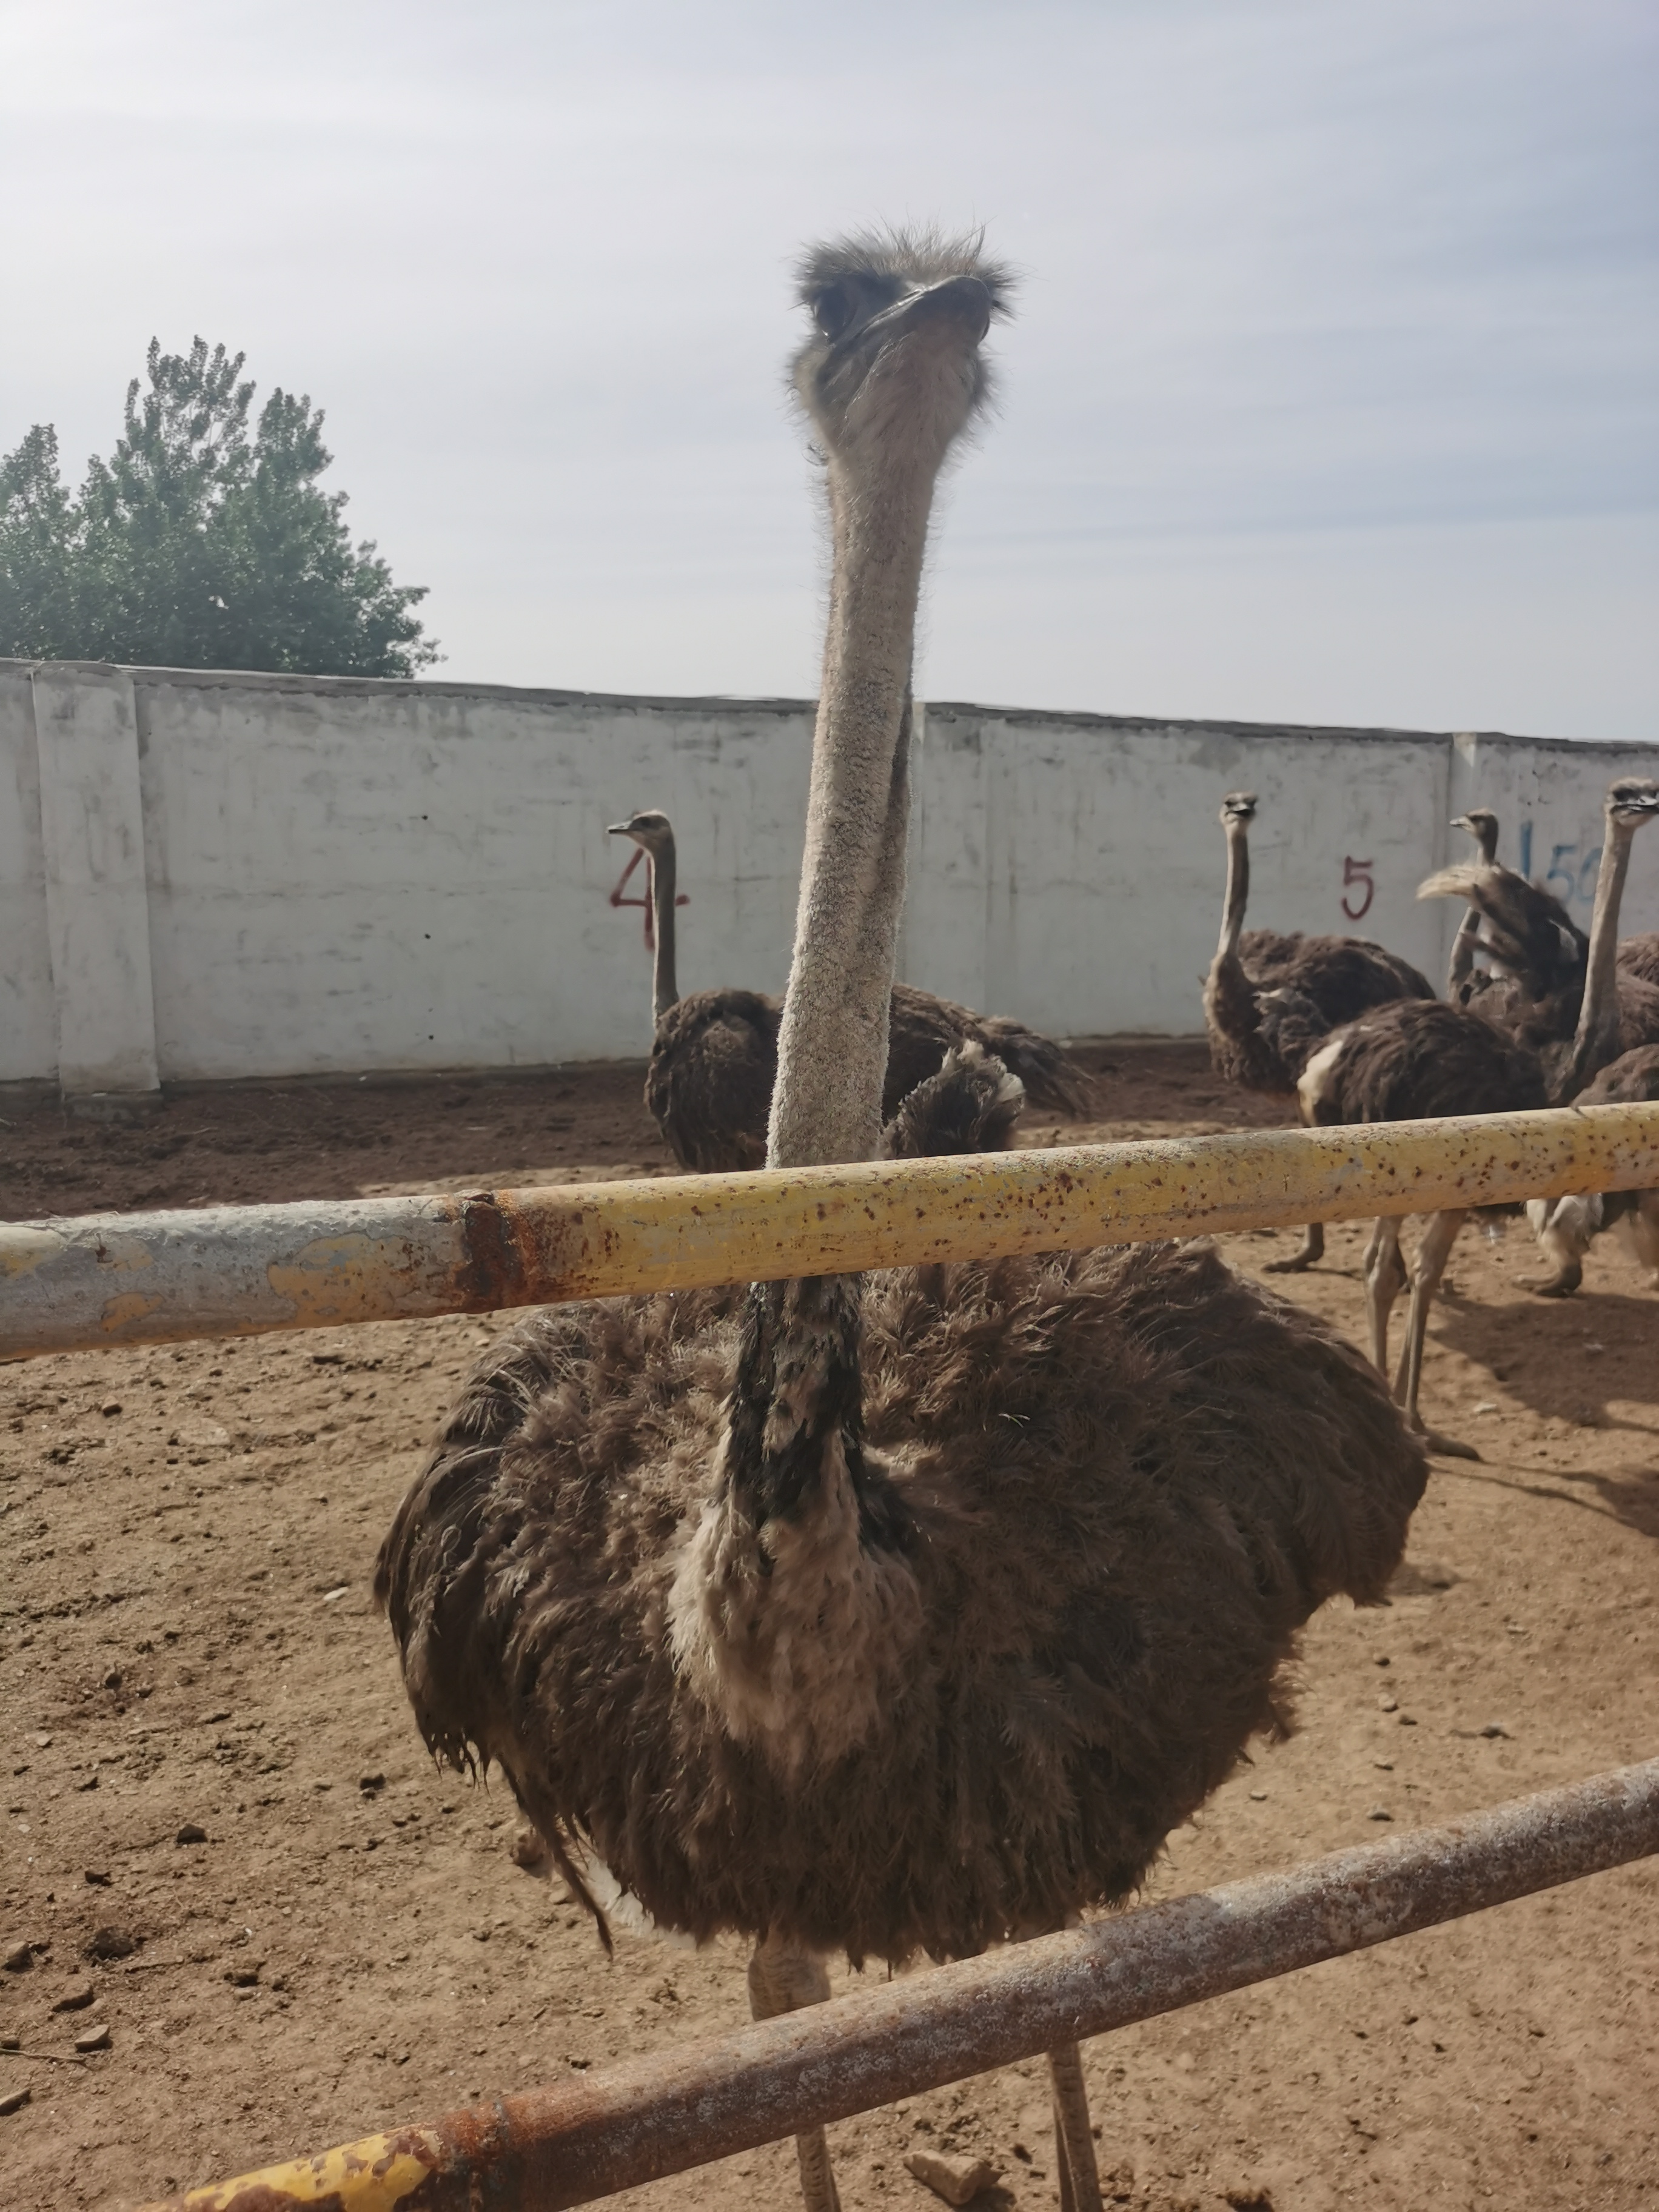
xmin=608 ymin=846 xmax=687 ymax=950
xmin=1341 ymin=856 xmax=1375 ymax=922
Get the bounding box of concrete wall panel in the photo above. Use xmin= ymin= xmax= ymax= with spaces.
xmin=0 ymin=666 xmax=58 ymax=1083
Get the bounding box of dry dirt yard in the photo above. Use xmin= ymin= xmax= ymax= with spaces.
xmin=1 ymin=1043 xmax=1655 ymax=2212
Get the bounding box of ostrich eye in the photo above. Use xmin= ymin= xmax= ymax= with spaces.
xmin=813 ymin=283 xmax=856 ymax=341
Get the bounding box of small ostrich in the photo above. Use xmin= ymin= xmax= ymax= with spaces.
xmin=378 ymin=230 xmax=1427 ymax=2212
xmin=607 ymin=807 xmax=1093 ymax=1173
xmin=1202 ymin=789 xmax=1433 ymax=1272
xmin=1296 ymin=776 xmax=1659 ymax=1447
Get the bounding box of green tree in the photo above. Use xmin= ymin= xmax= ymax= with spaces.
xmin=0 ymin=338 xmax=438 ymax=676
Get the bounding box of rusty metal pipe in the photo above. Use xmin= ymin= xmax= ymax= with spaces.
xmin=138 ymin=1757 xmax=1659 ymax=2212
xmin=5 ymin=1101 xmax=1657 ymax=1360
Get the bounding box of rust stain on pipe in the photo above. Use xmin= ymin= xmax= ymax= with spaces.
xmin=4 ymin=1101 xmax=1657 ymax=1359
xmin=136 ymin=1758 xmax=1659 ymax=2212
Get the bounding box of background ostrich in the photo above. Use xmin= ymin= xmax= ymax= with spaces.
xmin=1202 ymin=789 xmax=1433 ymax=1272
xmin=379 ymin=229 xmax=1426 ymax=2212
xmin=1525 ymin=1044 xmax=1659 ymax=1295
xmin=607 ymin=805 xmax=1093 ymax=1171
xmin=1296 ymin=777 xmax=1659 ymax=1447
xmin=1445 ymin=808 xmax=1500 ymax=996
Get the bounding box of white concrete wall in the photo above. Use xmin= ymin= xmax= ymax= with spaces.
xmin=3 ymin=658 xmax=1655 ymax=1091
xmin=0 ymin=665 xmax=58 ymax=1084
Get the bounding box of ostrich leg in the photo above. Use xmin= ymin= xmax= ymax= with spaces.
xmin=1392 ymin=1208 xmax=1479 ymax=1461
xmin=1361 ymin=1218 xmax=1407 ymax=1376
xmin=748 ymin=1933 xmax=842 ymax=2212
xmin=1264 ymin=1219 xmax=1324 ymax=1273
xmin=1048 ymin=2040 xmax=1105 ymax=2211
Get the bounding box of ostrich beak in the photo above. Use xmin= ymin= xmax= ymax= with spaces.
xmin=607 ymin=822 xmax=632 ymax=837
xmin=842 ymin=273 xmax=994 ymax=359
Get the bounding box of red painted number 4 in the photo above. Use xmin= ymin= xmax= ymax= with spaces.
xmin=1342 ymin=856 xmax=1375 ymax=922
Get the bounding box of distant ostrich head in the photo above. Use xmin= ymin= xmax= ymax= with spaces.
xmin=1220 ymin=791 xmax=1258 ymax=827
xmin=791 ymin=229 xmax=1011 ymax=475
xmin=608 ymin=809 xmax=674 ymax=857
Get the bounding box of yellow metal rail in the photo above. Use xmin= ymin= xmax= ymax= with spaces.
xmin=3 ymin=1102 xmax=1656 ymax=1359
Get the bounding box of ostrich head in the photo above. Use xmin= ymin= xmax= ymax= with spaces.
xmin=791 ymin=229 xmax=1011 ymax=476
xmin=1450 ymin=807 xmax=1498 ymax=844
xmin=1220 ymin=791 xmax=1258 ymax=828
xmin=1607 ymin=778 xmax=1659 ymax=830
xmin=608 ymin=808 xmax=674 ymax=859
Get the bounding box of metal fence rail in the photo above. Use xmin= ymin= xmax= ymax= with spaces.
xmin=7 ymin=1101 xmax=1658 ymax=1359
xmin=135 ymin=1759 xmax=1659 ymax=2212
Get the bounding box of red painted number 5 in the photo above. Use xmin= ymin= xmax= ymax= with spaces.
xmin=1342 ymin=856 xmax=1375 ymax=922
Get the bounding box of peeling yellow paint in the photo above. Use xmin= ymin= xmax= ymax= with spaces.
xmin=100 ymin=1291 xmax=166 ymax=1332
xmin=0 ymin=1224 xmax=65 ymax=1280
xmin=138 ymin=2132 xmax=438 ymax=2211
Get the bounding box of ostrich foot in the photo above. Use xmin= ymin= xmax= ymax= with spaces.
xmin=748 ymin=1936 xmax=842 ymax=2212
xmin=1264 ymin=1221 xmax=1324 ymax=1274
xmin=1522 ymin=1264 xmax=1582 ymax=1298
xmin=1411 ymin=1421 xmax=1481 ymax=1463
xmin=1048 ymin=2042 xmax=1104 ymax=2212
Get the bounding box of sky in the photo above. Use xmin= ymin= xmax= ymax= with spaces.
xmin=2 ymin=0 xmax=1655 ymax=738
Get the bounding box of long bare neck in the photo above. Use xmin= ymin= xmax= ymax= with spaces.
xmin=1215 ymin=822 xmax=1250 ymax=965
xmin=1554 ymin=815 xmax=1635 ymax=1099
xmin=1448 ymin=826 xmax=1498 ymax=993
xmin=1447 ymin=899 xmax=1482 ymax=993
xmin=766 ymin=448 xmax=934 ymax=1168
xmin=649 ymin=842 xmax=679 ymax=1023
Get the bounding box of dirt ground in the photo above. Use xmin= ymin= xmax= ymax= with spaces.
xmin=2 ymin=1042 xmax=1655 ymax=2212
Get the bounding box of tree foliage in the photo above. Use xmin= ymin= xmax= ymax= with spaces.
xmin=0 ymin=338 xmax=438 ymax=677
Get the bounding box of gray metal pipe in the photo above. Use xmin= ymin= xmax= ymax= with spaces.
xmin=137 ymin=1757 xmax=1659 ymax=2211
xmin=6 ymin=1101 xmax=1658 ymax=1359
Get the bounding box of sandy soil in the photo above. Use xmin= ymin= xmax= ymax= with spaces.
xmin=2 ymin=1044 xmax=1655 ymax=2212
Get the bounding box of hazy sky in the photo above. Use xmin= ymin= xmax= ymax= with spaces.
xmin=4 ymin=0 xmax=1655 ymax=736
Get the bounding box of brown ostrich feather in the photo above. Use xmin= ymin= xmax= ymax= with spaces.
xmin=644 ymin=979 xmax=1091 ymax=1173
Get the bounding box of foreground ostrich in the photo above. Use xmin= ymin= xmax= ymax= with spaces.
xmin=608 ymin=808 xmax=1092 ymax=1172
xmin=1202 ymin=790 xmax=1433 ymax=1272
xmin=1296 ymin=777 xmax=1659 ymax=1446
xmin=379 ymin=231 xmax=1426 ymax=2212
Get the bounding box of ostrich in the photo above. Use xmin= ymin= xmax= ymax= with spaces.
xmin=1445 ymin=808 xmax=1500 ymax=997
xmin=1525 ymin=1044 xmax=1659 ymax=1296
xmin=1421 ymin=837 xmax=1659 ymax=1051
xmin=378 ymin=230 xmax=1426 ymax=2212
xmin=1296 ymin=777 xmax=1659 ymax=1446
xmin=1620 ymin=934 xmax=1659 ymax=989
xmin=606 ymin=806 xmax=1093 ymax=1171
xmin=1202 ymin=789 xmax=1433 ymax=1272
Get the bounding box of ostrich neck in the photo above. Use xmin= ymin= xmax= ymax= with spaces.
xmin=649 ymin=845 xmax=679 ymax=1023
xmin=674 ymin=414 xmax=951 ymax=1766
xmin=1553 ymin=818 xmax=1635 ymax=1101
xmin=1448 ymin=901 xmax=1483 ymax=992
xmin=1217 ymin=823 xmax=1250 ymax=964
xmin=767 ymin=449 xmax=935 ymax=1170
